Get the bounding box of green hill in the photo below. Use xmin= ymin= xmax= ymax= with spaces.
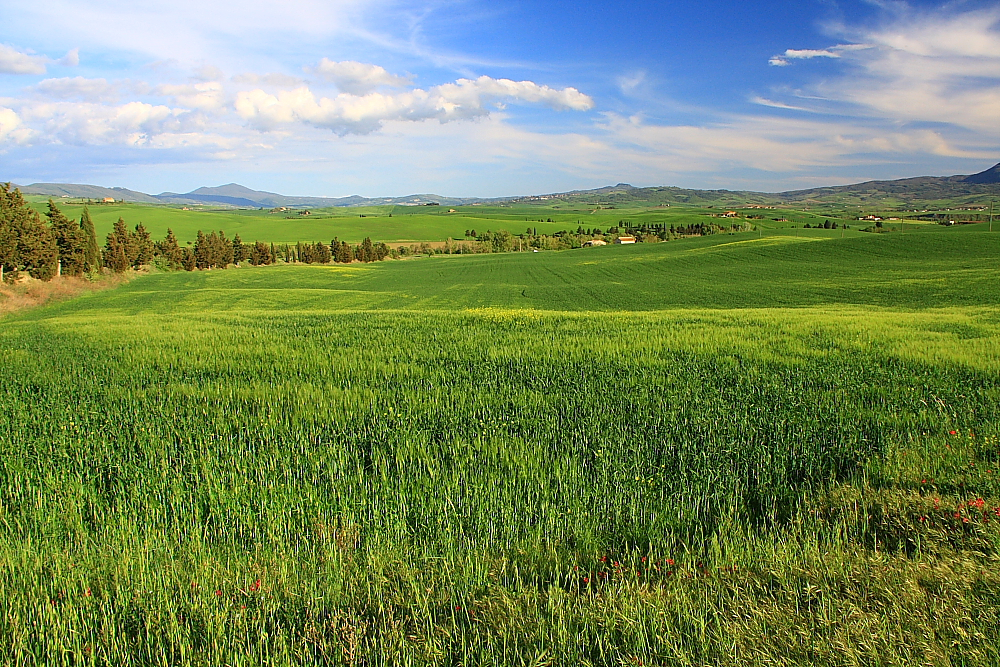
xmin=26 ymin=225 xmax=999 ymax=317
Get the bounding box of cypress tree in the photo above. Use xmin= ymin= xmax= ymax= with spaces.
xmin=314 ymin=241 xmax=331 ymax=264
xmin=21 ymin=212 xmax=59 ymax=280
xmin=157 ymin=229 xmax=183 ymax=269
xmin=181 ymin=246 xmax=196 ymax=271
xmin=104 ymin=218 xmax=131 ymax=273
xmin=295 ymin=241 xmax=303 ymax=263
xmin=360 ymin=237 xmax=374 ymax=262
xmin=134 ymin=223 xmax=154 ymax=268
xmin=80 ymin=207 xmax=100 ymax=272
xmin=232 ymin=234 xmax=247 ymax=264
xmin=47 ymin=200 xmax=87 ymax=276
xmin=0 ymin=183 xmax=23 ymax=278
xmin=269 ymin=243 xmax=277 ymax=264
xmin=194 ymin=231 xmax=209 ymax=268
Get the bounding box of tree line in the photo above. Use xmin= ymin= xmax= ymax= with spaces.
xmin=1 ymin=184 xmax=391 ymax=281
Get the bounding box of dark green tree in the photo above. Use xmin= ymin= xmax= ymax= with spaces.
xmin=156 ymin=229 xmax=183 ymax=269
xmin=232 ymin=234 xmax=247 ymax=264
xmin=79 ymin=207 xmax=100 ymax=272
xmin=181 ymin=246 xmax=196 ymax=271
xmin=359 ymin=237 xmax=374 ymax=262
xmin=1 ymin=184 xmax=57 ymax=280
xmin=47 ymin=200 xmax=87 ymax=276
xmin=134 ymin=223 xmax=154 ymax=268
xmin=104 ymin=218 xmax=132 ymax=273
xmin=194 ymin=231 xmax=210 ymax=268
xmin=250 ymin=241 xmax=272 ymax=266
xmin=314 ymin=241 xmax=332 ymax=264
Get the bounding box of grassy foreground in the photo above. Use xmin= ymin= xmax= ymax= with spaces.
xmin=2 ymin=230 xmax=1000 ymax=665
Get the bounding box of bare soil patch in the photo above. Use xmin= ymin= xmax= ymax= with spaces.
xmin=0 ymin=273 xmax=129 ymax=317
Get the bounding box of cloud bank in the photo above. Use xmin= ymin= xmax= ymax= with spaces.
xmin=236 ymin=75 xmax=594 ymax=134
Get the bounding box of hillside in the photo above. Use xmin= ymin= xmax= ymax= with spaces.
xmin=12 ymin=162 xmax=1000 ymax=211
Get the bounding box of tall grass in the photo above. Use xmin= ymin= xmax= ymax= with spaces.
xmin=2 ymin=307 xmax=999 ymax=664
xmin=2 ymin=234 xmax=999 ymax=664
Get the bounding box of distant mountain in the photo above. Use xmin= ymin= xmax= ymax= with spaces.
xmin=15 ymin=182 xmax=499 ymax=208
xmin=12 ymin=164 xmax=1000 ymax=210
xmin=18 ymin=182 xmax=162 ymax=203
xmin=963 ymin=162 xmax=1000 ymax=185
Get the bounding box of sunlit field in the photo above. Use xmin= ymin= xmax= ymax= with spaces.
xmin=2 ymin=228 xmax=1000 ymax=665
xmin=25 ymin=197 xmax=903 ymax=245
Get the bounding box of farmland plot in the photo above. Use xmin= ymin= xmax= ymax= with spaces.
xmin=1 ymin=232 xmax=999 ymax=665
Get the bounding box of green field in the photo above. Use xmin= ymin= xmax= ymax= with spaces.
xmin=2 ymin=227 xmax=1000 ymax=664
xmin=26 ymin=198 xmax=879 ymax=246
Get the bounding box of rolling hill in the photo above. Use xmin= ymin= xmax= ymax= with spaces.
xmin=11 ymin=162 xmax=1000 ymax=210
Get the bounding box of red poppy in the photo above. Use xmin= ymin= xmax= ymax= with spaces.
xmin=215 ymin=590 xmax=222 ymax=597
xmin=949 ymin=430 xmax=958 ymax=435
xmin=666 ymin=559 xmax=675 ymax=566
xmin=582 ymin=577 xmax=590 ymax=584
xmin=84 ymin=588 xmax=92 ymax=597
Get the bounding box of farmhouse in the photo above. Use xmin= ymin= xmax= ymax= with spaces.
xmin=615 ymin=236 xmax=636 ymax=244
xmin=584 ymin=239 xmax=607 ymax=247
xmin=101 ymin=197 xmax=115 ymax=203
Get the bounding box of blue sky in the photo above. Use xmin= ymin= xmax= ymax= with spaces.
xmin=1 ymin=0 xmax=999 ymax=196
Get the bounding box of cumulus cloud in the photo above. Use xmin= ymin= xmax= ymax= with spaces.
xmin=0 ymin=107 xmax=32 ymax=144
xmin=16 ymin=100 xmax=185 ymax=146
xmin=313 ymin=59 xmax=412 ymax=95
xmin=236 ymin=75 xmax=594 ymax=134
xmin=0 ymin=44 xmax=49 ymax=75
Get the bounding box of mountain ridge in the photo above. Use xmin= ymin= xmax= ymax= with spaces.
xmin=11 ymin=163 xmax=1000 ymax=208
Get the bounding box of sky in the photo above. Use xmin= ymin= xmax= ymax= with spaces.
xmin=1 ymin=0 xmax=999 ymax=197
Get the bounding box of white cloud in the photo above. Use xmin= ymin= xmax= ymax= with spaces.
xmin=617 ymin=70 xmax=646 ymax=95
xmin=0 ymin=44 xmax=48 ymax=75
xmin=0 ymin=107 xmax=32 ymax=144
xmin=313 ymin=59 xmax=411 ymax=94
xmin=58 ymin=48 xmax=80 ymax=67
xmin=33 ymin=77 xmax=119 ymax=102
xmin=232 ymin=72 xmax=307 ymax=87
xmin=193 ymin=64 xmax=224 ymax=82
xmin=16 ymin=100 xmax=186 ymax=146
xmin=156 ymin=81 xmax=227 ymax=113
xmin=766 ymin=8 xmax=1000 ymax=137
xmin=236 ymin=75 xmax=593 ymax=134
xmin=769 ymin=48 xmax=840 ymax=67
